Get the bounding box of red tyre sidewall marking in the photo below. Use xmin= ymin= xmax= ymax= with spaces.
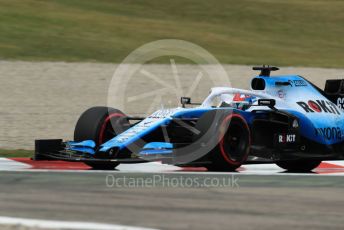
xmin=98 ymin=113 xmax=125 ymax=145
xmin=219 ymin=113 xmax=251 ymax=166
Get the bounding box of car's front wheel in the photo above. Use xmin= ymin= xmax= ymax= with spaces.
xmin=74 ymin=106 xmax=129 ymax=170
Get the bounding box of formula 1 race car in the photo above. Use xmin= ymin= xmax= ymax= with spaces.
xmin=35 ymin=66 xmax=344 ymax=172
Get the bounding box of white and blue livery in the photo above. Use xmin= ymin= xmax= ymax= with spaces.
xmin=35 ymin=66 xmax=344 ymax=172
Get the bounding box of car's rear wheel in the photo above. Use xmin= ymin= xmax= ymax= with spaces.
xmin=276 ymin=160 xmax=321 ymax=172
xmin=195 ymin=110 xmax=251 ymax=172
xmin=74 ymin=106 xmax=129 ymax=170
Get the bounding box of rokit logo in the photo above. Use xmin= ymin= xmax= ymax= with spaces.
xmin=315 ymin=127 xmax=342 ymax=141
xmin=297 ymin=100 xmax=341 ymax=115
xmin=278 ymin=134 xmax=296 ymax=143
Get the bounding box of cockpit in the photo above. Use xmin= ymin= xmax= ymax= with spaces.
xmin=208 ymin=93 xmax=257 ymax=111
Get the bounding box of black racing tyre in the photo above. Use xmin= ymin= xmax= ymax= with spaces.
xmin=195 ymin=110 xmax=251 ymax=172
xmin=74 ymin=106 xmax=129 ymax=145
xmin=85 ymin=162 xmax=120 ymax=170
xmin=74 ymin=106 xmax=129 ymax=170
xmin=276 ymin=160 xmax=321 ymax=172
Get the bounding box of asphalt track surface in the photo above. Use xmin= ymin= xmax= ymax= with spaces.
xmin=1 ymin=171 xmax=344 ymax=230
xmin=1 ymin=159 xmax=344 ymax=230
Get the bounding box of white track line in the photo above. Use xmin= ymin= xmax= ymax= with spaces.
xmin=0 ymin=216 xmax=159 ymax=230
xmin=0 ymin=158 xmax=31 ymax=170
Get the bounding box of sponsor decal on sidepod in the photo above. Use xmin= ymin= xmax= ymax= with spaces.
xmin=297 ymin=100 xmax=341 ymax=115
xmin=315 ymin=127 xmax=342 ymax=141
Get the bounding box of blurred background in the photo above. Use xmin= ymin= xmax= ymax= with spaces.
xmin=0 ymin=0 xmax=343 ymax=67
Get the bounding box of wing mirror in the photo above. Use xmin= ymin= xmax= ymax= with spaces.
xmin=181 ymin=97 xmax=201 ymax=108
xmin=181 ymin=97 xmax=191 ymax=108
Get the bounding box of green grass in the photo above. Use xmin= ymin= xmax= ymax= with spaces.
xmin=0 ymin=149 xmax=33 ymax=158
xmin=0 ymin=0 xmax=343 ymax=67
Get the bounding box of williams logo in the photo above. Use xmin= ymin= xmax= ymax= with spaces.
xmin=289 ymin=80 xmax=307 ymax=87
xmin=297 ymin=100 xmax=341 ymax=115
